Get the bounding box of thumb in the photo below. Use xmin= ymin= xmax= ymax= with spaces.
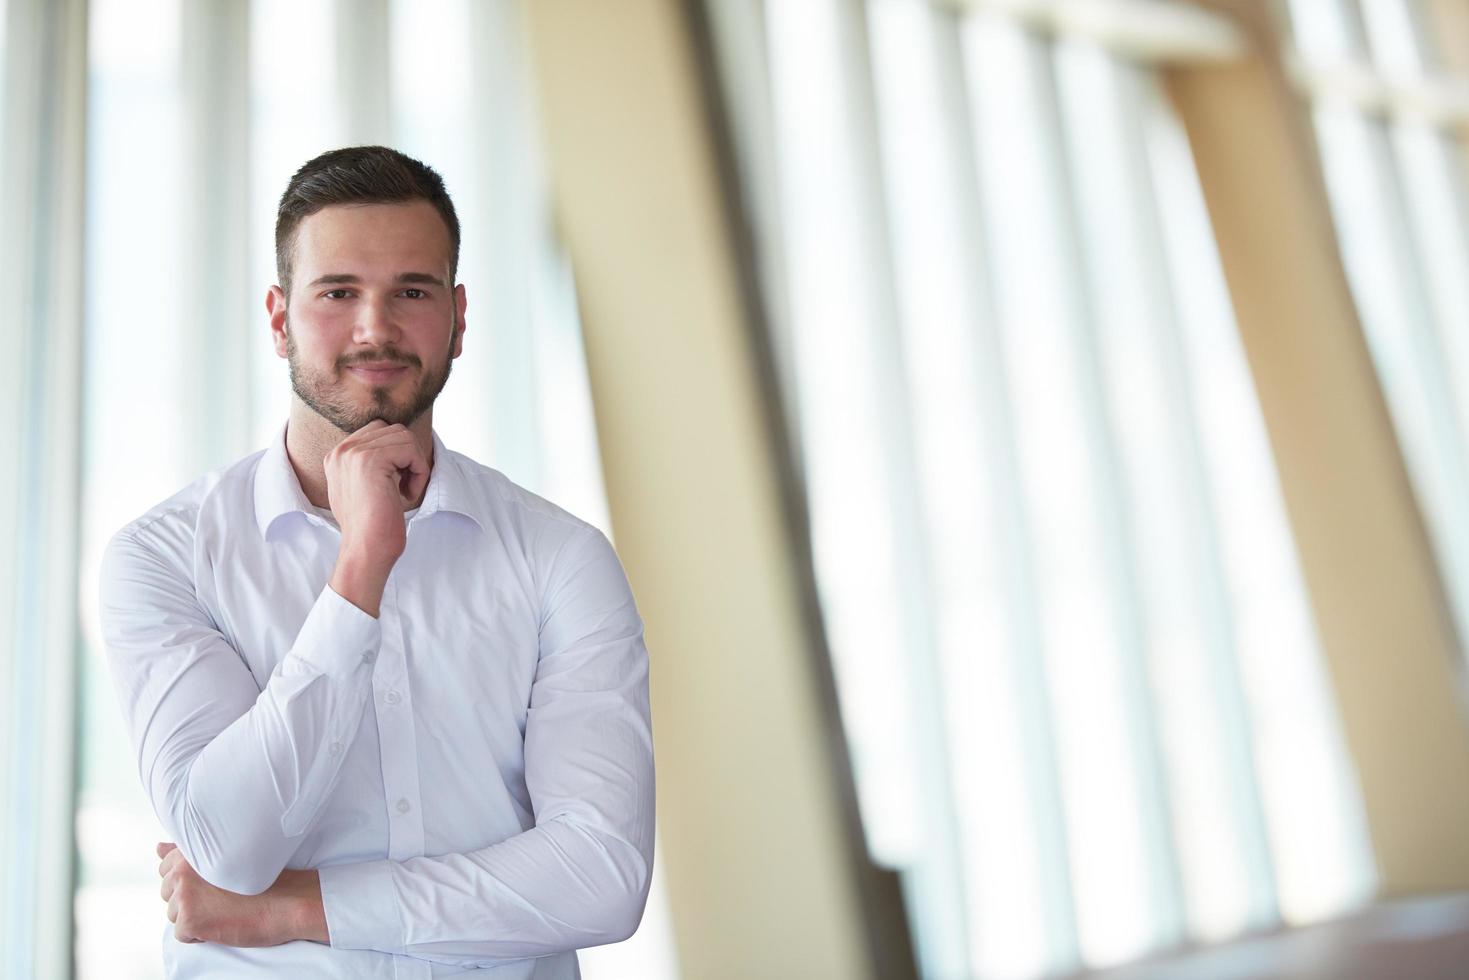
xmin=156 ymin=841 xmax=178 ymax=859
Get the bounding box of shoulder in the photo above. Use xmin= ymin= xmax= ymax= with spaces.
xmin=104 ymin=450 xmax=267 ymax=571
xmin=440 ymin=450 xmax=629 ymax=609
xmin=445 ymin=448 xmax=604 ymax=550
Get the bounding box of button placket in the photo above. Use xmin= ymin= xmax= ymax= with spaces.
xmin=374 ymin=577 xmax=425 ymax=861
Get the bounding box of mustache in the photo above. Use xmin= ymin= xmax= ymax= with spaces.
xmin=337 ymin=349 xmax=422 ymax=370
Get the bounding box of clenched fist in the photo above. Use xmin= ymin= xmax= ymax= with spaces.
xmin=325 ymin=420 xmax=431 ymax=617
xmin=156 ymin=842 xmax=327 ymax=947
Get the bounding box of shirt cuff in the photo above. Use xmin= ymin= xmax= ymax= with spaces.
xmin=285 ymin=584 xmax=383 ymax=677
xmin=319 ymin=859 xmax=405 ymax=953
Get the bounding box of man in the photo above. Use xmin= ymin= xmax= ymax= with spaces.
xmin=98 ymin=146 xmax=654 ymax=979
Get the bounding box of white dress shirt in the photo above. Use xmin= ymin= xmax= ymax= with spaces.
xmin=98 ymin=425 xmax=655 ymax=979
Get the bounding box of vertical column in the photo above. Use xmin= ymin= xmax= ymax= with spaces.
xmin=181 ymin=0 xmax=252 ymax=469
xmin=1422 ymin=0 xmax=1469 ymax=74
xmin=1170 ymin=0 xmax=1469 ymax=896
xmin=521 ymin=0 xmax=894 ymax=976
xmin=0 ymin=0 xmax=87 ymax=975
xmin=1420 ymin=0 xmax=1469 ymax=190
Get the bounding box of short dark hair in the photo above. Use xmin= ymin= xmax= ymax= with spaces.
xmin=275 ymin=145 xmax=461 ymax=299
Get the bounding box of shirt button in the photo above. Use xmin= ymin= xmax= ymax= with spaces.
xmin=328 ymin=741 xmax=343 ymax=756
xmin=362 ymin=650 xmax=377 ymax=664
xmin=396 ymin=798 xmax=411 ymax=815
xmin=385 ymin=690 xmax=401 ymax=705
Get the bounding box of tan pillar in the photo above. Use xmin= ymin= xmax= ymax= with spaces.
xmin=1422 ymin=0 xmax=1469 ymax=76
xmin=1170 ymin=0 xmax=1469 ymax=896
xmin=520 ymin=1 xmax=891 ymax=976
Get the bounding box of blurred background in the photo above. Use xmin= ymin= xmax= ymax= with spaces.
xmin=5 ymin=0 xmax=1469 ymax=977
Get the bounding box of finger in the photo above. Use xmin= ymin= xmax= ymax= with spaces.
xmin=344 ymin=425 xmax=411 ymax=452
xmin=357 ymin=432 xmax=426 ymax=466
xmin=342 ymin=421 xmax=408 ymax=450
xmin=160 ymin=874 xmax=173 ymax=902
xmin=160 ymin=849 xmax=182 ymax=877
xmin=374 ymin=435 xmax=428 ymax=468
xmin=156 ymin=841 xmax=177 ymax=859
xmin=401 ymin=463 xmax=430 ymax=506
xmin=369 ymin=441 xmax=429 ymax=483
xmin=353 ymin=418 xmax=392 ymax=435
xmin=329 ymin=420 xmax=395 ymax=457
xmin=340 ymin=433 xmax=425 ymax=477
xmin=330 ymin=419 xmax=417 ymax=453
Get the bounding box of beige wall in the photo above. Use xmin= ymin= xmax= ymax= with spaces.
xmin=1424 ymin=0 xmax=1469 ymax=75
xmin=1422 ymin=0 xmax=1469 ymax=192
xmin=1171 ymin=0 xmax=1469 ymax=897
xmin=521 ymin=1 xmax=880 ymax=977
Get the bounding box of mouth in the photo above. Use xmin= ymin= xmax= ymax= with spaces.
xmin=345 ymin=363 xmax=411 ymax=384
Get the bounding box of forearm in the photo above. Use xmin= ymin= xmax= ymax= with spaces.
xmin=156 ymin=585 xmax=380 ymax=894
xmin=273 ymin=868 xmax=329 ymax=944
xmin=329 ymin=546 xmax=391 ymax=619
xmin=319 ymin=817 xmax=651 ymax=964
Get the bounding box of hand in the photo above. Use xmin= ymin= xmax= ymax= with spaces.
xmin=324 ymin=421 xmax=430 ymax=616
xmin=156 ymin=842 xmax=328 ymax=947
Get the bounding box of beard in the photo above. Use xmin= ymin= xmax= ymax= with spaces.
xmin=286 ymin=325 xmax=455 ymax=433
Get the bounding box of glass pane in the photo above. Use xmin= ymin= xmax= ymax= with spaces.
xmin=866 ymin=0 xmax=1028 ymax=975
xmin=76 ymin=0 xmax=186 ymax=976
xmin=763 ymin=0 xmax=928 ymax=873
xmin=963 ymin=14 xmax=1166 ymax=968
xmin=1055 ymin=38 xmax=1275 ymax=944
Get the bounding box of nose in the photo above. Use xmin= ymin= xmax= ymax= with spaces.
xmin=353 ymin=296 xmax=400 ymax=347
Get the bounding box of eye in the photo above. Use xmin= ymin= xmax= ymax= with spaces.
xmin=323 ymin=289 xmax=352 ymax=300
xmin=401 ymin=288 xmax=427 ymax=299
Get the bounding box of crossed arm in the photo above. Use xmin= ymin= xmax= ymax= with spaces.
xmin=155 ymin=840 xmax=327 ymax=945
xmin=101 ymin=520 xmax=654 ymax=965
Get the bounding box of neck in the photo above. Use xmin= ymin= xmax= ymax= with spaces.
xmin=284 ymin=396 xmax=436 ymax=510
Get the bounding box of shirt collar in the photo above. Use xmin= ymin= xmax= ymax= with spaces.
xmin=254 ymin=423 xmax=486 ymax=538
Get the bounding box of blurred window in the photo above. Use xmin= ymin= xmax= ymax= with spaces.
xmin=1286 ymin=0 xmax=1469 ymax=658
xmin=4 ymin=0 xmax=86 ymax=977
xmin=75 ymin=1 xmax=673 ymax=978
xmin=705 ymin=0 xmax=1377 ymax=976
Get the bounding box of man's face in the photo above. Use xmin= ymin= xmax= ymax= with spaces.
xmin=268 ymin=200 xmax=466 ymax=433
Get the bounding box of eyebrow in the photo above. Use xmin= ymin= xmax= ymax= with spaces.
xmin=308 ymin=272 xmax=448 ymax=288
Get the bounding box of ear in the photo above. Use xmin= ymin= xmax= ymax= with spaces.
xmin=451 ymin=283 xmax=467 ymax=360
xmin=267 ymin=285 xmax=289 ymax=358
